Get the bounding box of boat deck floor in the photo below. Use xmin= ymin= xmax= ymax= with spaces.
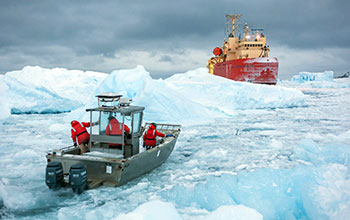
xmin=84 ymin=150 xmax=124 ymax=159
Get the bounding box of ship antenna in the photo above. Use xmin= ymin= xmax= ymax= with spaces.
xmin=225 ymin=14 xmax=242 ymax=38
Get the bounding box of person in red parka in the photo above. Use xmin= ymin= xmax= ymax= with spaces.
xmin=106 ymin=116 xmax=130 ymax=147
xmin=143 ymin=123 xmax=166 ymax=150
xmin=71 ymin=120 xmax=92 ymax=154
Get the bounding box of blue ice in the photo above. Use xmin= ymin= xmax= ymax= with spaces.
xmin=291 ymin=71 xmax=334 ymax=83
xmin=158 ymin=139 xmax=350 ymax=220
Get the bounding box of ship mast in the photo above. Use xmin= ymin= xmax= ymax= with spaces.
xmin=225 ymin=14 xmax=241 ymax=38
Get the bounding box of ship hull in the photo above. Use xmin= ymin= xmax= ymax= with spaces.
xmin=213 ymin=57 xmax=279 ymax=85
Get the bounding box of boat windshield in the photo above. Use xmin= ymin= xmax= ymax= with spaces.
xmin=90 ymin=111 xmax=131 ymax=136
xmin=132 ymin=112 xmax=141 ymax=134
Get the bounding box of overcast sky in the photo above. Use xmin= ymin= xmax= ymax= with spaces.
xmin=0 ymin=0 xmax=349 ymax=79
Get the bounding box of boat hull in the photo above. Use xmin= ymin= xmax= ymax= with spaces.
xmin=47 ymin=137 xmax=178 ymax=188
xmin=213 ymin=57 xmax=279 ymax=85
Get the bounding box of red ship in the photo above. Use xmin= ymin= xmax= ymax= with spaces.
xmin=207 ymin=14 xmax=279 ymax=85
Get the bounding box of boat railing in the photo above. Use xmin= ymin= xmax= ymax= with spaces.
xmin=144 ymin=123 xmax=181 ymax=133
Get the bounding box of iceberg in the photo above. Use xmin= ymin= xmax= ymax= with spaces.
xmin=1 ymin=65 xmax=306 ymax=123
xmin=291 ymin=71 xmax=334 ymax=83
xmin=165 ymin=68 xmax=306 ymax=112
xmin=67 ymin=66 xmax=306 ymax=124
xmin=68 ymin=65 xmax=229 ymax=124
xmin=0 ymin=66 xmax=107 ymax=117
xmin=278 ymin=71 xmax=350 ymax=88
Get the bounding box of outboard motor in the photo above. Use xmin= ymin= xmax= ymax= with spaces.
xmin=69 ymin=164 xmax=87 ymax=194
xmin=45 ymin=161 xmax=63 ymax=189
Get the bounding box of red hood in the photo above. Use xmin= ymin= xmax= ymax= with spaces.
xmin=149 ymin=124 xmax=156 ymax=130
xmin=71 ymin=120 xmax=79 ymax=126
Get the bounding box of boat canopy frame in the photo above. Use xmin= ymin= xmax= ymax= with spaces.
xmin=86 ymin=93 xmax=145 ymax=157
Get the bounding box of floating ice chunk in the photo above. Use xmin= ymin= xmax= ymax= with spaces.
xmin=293 ymin=139 xmax=350 ymax=166
xmin=201 ymin=205 xmax=263 ymax=220
xmin=112 ymin=200 xmax=182 ymax=220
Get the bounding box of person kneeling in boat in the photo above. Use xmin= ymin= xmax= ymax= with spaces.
xmin=105 ymin=116 xmax=130 ymax=148
xmin=143 ymin=123 xmax=173 ymax=150
xmin=71 ymin=120 xmax=94 ymax=154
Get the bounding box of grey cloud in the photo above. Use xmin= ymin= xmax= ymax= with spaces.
xmin=159 ymin=55 xmax=172 ymax=63
xmin=0 ymin=0 xmax=349 ymax=76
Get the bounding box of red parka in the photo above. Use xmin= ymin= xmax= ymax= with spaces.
xmin=143 ymin=124 xmax=165 ymax=147
xmin=106 ymin=118 xmax=130 ymax=146
xmin=71 ymin=120 xmax=91 ymax=145
xmin=106 ymin=118 xmax=130 ymax=136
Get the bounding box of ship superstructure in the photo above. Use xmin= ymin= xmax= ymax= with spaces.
xmin=208 ymin=14 xmax=279 ymax=85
